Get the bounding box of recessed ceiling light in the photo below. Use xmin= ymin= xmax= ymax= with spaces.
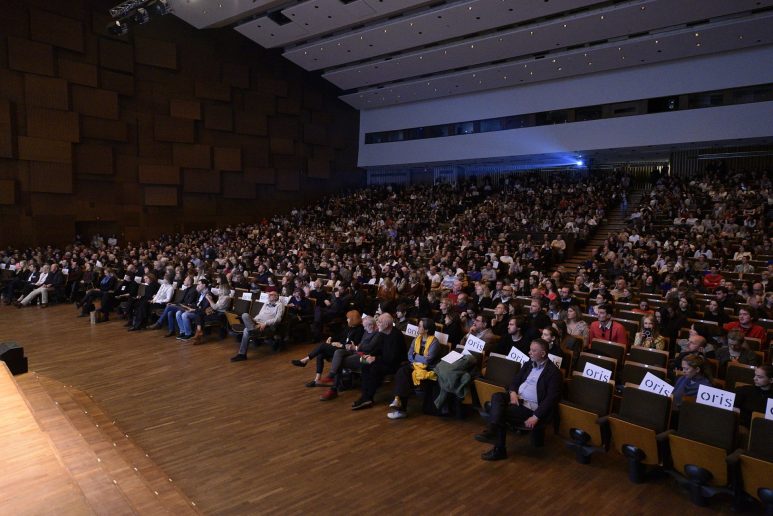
xmin=600 ymin=15 xmax=604 ymax=20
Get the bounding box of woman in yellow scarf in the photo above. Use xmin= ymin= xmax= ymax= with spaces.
xmin=388 ymin=318 xmax=442 ymax=420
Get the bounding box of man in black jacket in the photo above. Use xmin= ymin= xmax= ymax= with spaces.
xmin=16 ymin=263 xmax=64 ymax=307
xmin=475 ymin=338 xmax=563 ymax=461
xmin=351 ymin=313 xmax=407 ymax=410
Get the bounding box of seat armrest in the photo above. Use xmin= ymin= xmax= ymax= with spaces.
xmin=655 ymin=429 xmax=672 ymax=443
xmin=725 ymin=448 xmax=745 ymax=466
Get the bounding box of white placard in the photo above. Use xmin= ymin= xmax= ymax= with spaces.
xmin=241 ymin=292 xmax=252 ymax=301
xmin=548 ymin=353 xmax=563 ymax=369
xmin=0 ymin=263 xmax=5 ymax=269
xmin=463 ymin=335 xmax=486 ymax=354
xmin=367 ymin=278 xmax=376 ymax=285
xmin=638 ymin=372 xmax=673 ymax=398
xmin=434 ymin=331 xmax=449 ymax=346
xmin=696 ymin=384 xmax=735 ymax=412
xmin=134 ymin=276 xmax=143 ymax=283
xmin=62 ymin=268 xmax=69 ymax=275
xmin=492 ymin=261 xmax=499 ymax=269
xmin=583 ymin=362 xmax=612 ymax=383
xmin=766 ymin=399 xmax=773 ymax=421
xmin=506 ymin=346 xmax=529 ymax=364
xmin=441 ymin=350 xmax=464 ymax=364
xmin=280 ymin=296 xmax=290 ymax=305
xmin=404 ymin=324 xmax=419 ymax=338
xmin=259 ymin=292 xmax=269 ymax=303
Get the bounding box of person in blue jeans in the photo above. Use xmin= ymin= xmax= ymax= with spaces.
xmin=150 ymin=275 xmax=198 ymax=336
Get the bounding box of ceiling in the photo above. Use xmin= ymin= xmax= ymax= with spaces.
xmin=171 ymin=0 xmax=773 ymax=110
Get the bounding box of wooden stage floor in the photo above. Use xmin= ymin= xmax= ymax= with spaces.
xmin=0 ymin=304 xmax=728 ymax=515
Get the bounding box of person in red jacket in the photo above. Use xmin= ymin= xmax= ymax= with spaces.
xmin=703 ymin=266 xmax=723 ymax=290
xmin=723 ymin=308 xmax=767 ymax=347
xmin=588 ymin=304 xmax=629 ymax=346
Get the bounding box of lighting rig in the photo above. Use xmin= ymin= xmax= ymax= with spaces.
xmin=107 ymin=0 xmax=171 ymax=35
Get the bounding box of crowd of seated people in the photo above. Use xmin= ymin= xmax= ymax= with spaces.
xmin=1 ymin=168 xmax=772 ymax=494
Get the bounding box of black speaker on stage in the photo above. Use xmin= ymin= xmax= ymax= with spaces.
xmin=0 ymin=342 xmax=28 ymax=375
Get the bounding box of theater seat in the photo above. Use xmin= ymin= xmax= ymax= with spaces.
xmin=605 ymin=385 xmax=672 ymax=483
xmin=722 ymin=362 xmax=757 ymax=391
xmin=620 ymin=361 xmax=667 ymax=386
xmin=668 ymin=400 xmax=737 ymax=507
xmin=726 ymin=414 xmax=773 ymax=513
xmin=574 ymin=352 xmax=618 ymax=383
xmin=472 ymin=353 xmax=520 ymax=408
xmin=559 ymin=372 xmax=614 ymax=464
xmin=628 ymin=346 xmax=669 ymax=368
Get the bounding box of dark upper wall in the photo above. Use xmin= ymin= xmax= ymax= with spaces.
xmin=0 ymin=0 xmax=362 ymax=248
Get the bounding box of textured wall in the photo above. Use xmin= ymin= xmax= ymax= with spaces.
xmin=0 ymin=0 xmax=362 ymax=247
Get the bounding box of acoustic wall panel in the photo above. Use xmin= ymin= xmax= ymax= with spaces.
xmin=138 ymin=164 xmax=180 ymax=185
xmin=30 ymin=9 xmax=84 ymax=52
xmin=235 ymin=111 xmax=267 ymax=136
xmin=80 ymin=117 xmax=128 ymax=142
xmin=244 ymin=167 xmax=275 ymax=184
xmin=154 ymin=115 xmax=195 ymax=143
xmin=26 ymin=107 xmax=80 ymax=142
xmin=0 ymin=179 xmax=14 ymax=205
xmin=0 ymin=69 xmax=24 ymax=104
xmin=307 ymin=158 xmax=330 ymax=179
xmin=72 ymin=86 xmax=119 ymax=119
xmin=270 ymin=138 xmax=294 ymax=155
xmin=170 ymin=99 xmax=201 ymax=120
xmin=222 ymin=63 xmax=250 ymax=89
xmin=74 ymin=144 xmax=114 ymax=175
xmin=98 ymin=38 xmax=134 ymax=73
xmin=18 ymin=137 xmax=72 ymax=164
xmin=204 ymin=104 xmax=233 ymax=131
xmin=243 ymin=92 xmax=275 ymax=114
xmin=214 ymin=147 xmax=241 ymax=171
xmin=195 ymin=81 xmax=230 ymax=101
xmin=223 ymin=172 xmax=255 ymax=199
xmin=8 ymin=37 xmax=54 ymax=76
xmin=59 ymin=59 xmax=98 ymax=87
xmin=0 ymin=100 xmax=12 ymax=159
xmin=29 ymin=161 xmax=73 ymax=193
xmin=24 ymin=74 xmax=68 ymax=110
xmin=183 ymin=169 xmax=220 ymax=193
xmin=173 ymin=144 xmax=212 ymax=169
xmin=100 ymin=70 xmax=135 ymax=96
xmin=134 ymin=37 xmax=177 ymax=70
xmin=276 ymin=169 xmax=300 ymax=191
xmin=144 ymin=186 xmax=178 ymax=206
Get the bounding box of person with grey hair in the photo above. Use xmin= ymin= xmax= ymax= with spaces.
xmin=16 ymin=263 xmax=63 ymax=308
xmin=318 ymin=315 xmax=383 ymax=401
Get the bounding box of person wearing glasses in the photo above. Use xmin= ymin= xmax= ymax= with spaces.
xmin=474 ymin=339 xmax=562 ymax=461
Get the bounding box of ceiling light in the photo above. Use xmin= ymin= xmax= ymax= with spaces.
xmin=107 ymin=19 xmax=128 ymax=35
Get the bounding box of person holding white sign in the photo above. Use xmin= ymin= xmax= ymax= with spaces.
xmin=475 ymin=339 xmax=563 ymax=461
xmin=672 ymin=354 xmax=713 ymax=412
xmin=733 ymin=365 xmax=772 ymax=427
xmin=459 ymin=313 xmax=495 ymax=355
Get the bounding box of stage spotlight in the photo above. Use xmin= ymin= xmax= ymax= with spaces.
xmin=147 ymin=0 xmax=172 ymax=16
xmin=575 ymin=160 xmax=584 ymax=167
xmin=107 ymin=19 xmax=129 ymax=35
xmin=109 ymin=0 xmax=148 ymax=19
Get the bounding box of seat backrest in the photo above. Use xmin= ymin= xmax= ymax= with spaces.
xmin=621 ymin=361 xmax=667 ymax=385
xmin=724 ymin=362 xmax=757 ymax=390
xmin=618 ymin=386 xmax=671 ymax=433
xmin=484 ymin=353 xmax=520 ymax=387
xmin=249 ymin=301 xmax=264 ymax=318
xmin=575 ymin=352 xmax=618 ymax=381
xmin=628 ymin=346 xmax=669 ymax=368
xmin=172 ymin=288 xmax=185 ymax=304
xmin=748 ymin=415 xmax=773 ymax=459
xmin=231 ymin=298 xmax=251 ymax=316
xmin=677 ymin=401 xmax=737 ymax=451
xmin=591 ymin=339 xmax=627 ymax=366
xmin=137 ymin=283 xmax=146 ymax=297
xmin=566 ymin=373 xmax=613 ymax=415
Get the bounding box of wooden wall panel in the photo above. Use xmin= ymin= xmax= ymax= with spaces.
xmin=0 ymin=100 xmax=12 ymax=159
xmin=144 ymin=186 xmax=178 ymax=206
xmin=270 ymin=138 xmax=294 ymax=155
xmin=195 ymin=81 xmax=230 ymax=102
xmin=214 ymin=147 xmax=241 ymax=171
xmin=100 ymin=70 xmax=135 ymax=96
xmin=244 ymin=167 xmax=275 ymax=185
xmin=8 ymin=37 xmax=54 ymax=76
xmin=173 ymin=144 xmax=211 ymax=169
xmin=74 ymin=144 xmax=113 ymax=175
xmin=242 ymin=139 xmax=270 ymax=168
xmin=30 ymin=193 xmax=76 ymax=215
xmin=244 ymin=92 xmax=275 ymax=114
xmin=24 ymin=75 xmax=68 ymax=110
xmin=27 ymin=107 xmax=79 ymax=142
xmin=0 ymin=179 xmax=14 ymax=204
xmin=304 ymin=124 xmax=328 ymax=145
xmin=72 ymin=86 xmax=119 ymax=119
xmin=269 ymin=117 xmax=300 ymax=138
xmin=134 ymin=37 xmax=177 ymax=70
xmin=222 ymin=172 xmax=255 ymax=199
xmin=204 ymin=104 xmax=233 ymax=131
xmin=183 ymin=169 xmax=220 ymax=193
xmin=0 ymin=69 xmax=25 ymax=104
xmin=80 ymin=117 xmax=128 ymax=142
xmin=59 ymin=58 xmax=98 ymax=87
xmin=235 ymin=112 xmax=267 ymax=136
xmin=18 ymin=137 xmax=72 ymax=164
xmin=29 ymin=161 xmax=72 ymax=193
xmin=307 ymin=158 xmax=330 ymax=179
xmin=138 ymin=164 xmax=179 ymax=185
xmin=276 ymin=169 xmax=300 ymax=191
xmin=222 ymin=63 xmax=249 ymax=89
xmin=30 ymin=9 xmax=84 ymax=52
xmin=98 ymin=38 xmax=134 ymax=73
xmin=154 ymin=115 xmax=195 ymax=143
xmin=170 ymin=99 xmax=201 ymax=120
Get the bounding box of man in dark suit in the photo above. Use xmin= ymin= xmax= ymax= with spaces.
xmin=16 ymin=263 xmax=64 ymax=307
xmin=475 ymin=338 xmax=563 ymax=461
xmin=79 ymin=268 xmax=118 ymax=318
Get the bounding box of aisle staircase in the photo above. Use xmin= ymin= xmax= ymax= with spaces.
xmin=14 ymin=372 xmax=200 ymax=515
xmin=560 ymin=188 xmax=648 ymax=276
